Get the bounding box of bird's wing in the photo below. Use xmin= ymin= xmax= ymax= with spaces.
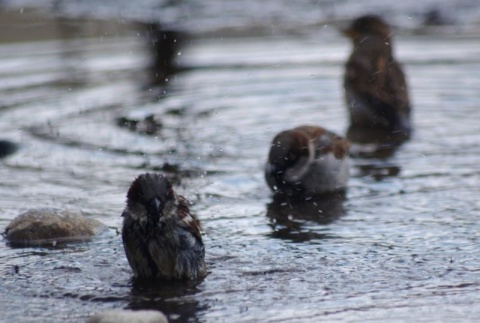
xmin=345 ymin=55 xmax=409 ymax=126
xmin=176 ymin=196 xmax=203 ymax=243
xmin=385 ymin=61 xmax=411 ymax=116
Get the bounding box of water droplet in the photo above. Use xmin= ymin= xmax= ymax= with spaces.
xmin=177 ymin=51 xmax=182 ymax=56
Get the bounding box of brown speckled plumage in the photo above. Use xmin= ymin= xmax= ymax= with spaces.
xmin=265 ymin=125 xmax=350 ymax=197
xmin=122 ymin=173 xmax=206 ymax=280
xmin=343 ymin=15 xmax=411 ymax=133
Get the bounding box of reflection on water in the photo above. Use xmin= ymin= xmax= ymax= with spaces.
xmin=346 ymin=125 xmax=409 ymax=181
xmin=128 ymin=279 xmax=205 ymax=322
xmin=137 ymin=22 xmax=186 ymax=91
xmin=356 ymin=162 xmax=401 ymax=181
xmin=347 ymin=125 xmax=410 ymax=159
xmin=56 ymin=16 xmax=89 ymax=87
xmin=266 ymin=193 xmax=345 ymax=242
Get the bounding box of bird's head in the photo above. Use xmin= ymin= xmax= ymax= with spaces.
xmin=342 ymin=15 xmax=392 ymax=41
xmin=268 ymin=128 xmax=310 ymax=173
xmin=126 ymin=173 xmax=176 ymax=224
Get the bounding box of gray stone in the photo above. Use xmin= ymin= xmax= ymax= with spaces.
xmin=3 ymin=208 xmax=106 ymax=246
xmin=86 ymin=309 xmax=168 ymax=323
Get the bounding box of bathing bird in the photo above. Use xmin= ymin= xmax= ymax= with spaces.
xmin=343 ymin=15 xmax=411 ymax=134
xmin=122 ymin=173 xmax=206 ymax=280
xmin=265 ymin=125 xmax=350 ymax=197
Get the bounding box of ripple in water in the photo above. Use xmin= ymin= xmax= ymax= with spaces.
xmin=1 ymin=9 xmax=480 ymax=322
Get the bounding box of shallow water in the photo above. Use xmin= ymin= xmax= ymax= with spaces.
xmin=1 ymin=7 xmax=480 ymax=323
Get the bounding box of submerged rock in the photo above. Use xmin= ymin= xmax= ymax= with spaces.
xmin=87 ymin=309 xmax=168 ymax=323
xmin=3 ymin=208 xmax=107 ymax=246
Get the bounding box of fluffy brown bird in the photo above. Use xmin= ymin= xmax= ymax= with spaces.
xmin=265 ymin=125 xmax=350 ymax=197
xmin=122 ymin=173 xmax=206 ymax=280
xmin=343 ymin=15 xmax=411 ymax=134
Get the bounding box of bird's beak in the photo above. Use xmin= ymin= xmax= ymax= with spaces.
xmin=147 ymin=197 xmax=163 ymax=222
xmin=336 ymin=20 xmax=358 ymax=39
xmin=341 ymin=27 xmax=358 ymax=39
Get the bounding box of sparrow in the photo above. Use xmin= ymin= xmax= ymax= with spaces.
xmin=265 ymin=125 xmax=350 ymax=197
xmin=342 ymin=15 xmax=412 ymax=134
xmin=121 ymin=173 xmax=206 ymax=280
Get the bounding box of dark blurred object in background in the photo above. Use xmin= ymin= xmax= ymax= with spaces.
xmin=138 ymin=22 xmax=186 ymax=91
xmin=0 ymin=140 xmax=18 ymax=158
xmin=423 ymin=8 xmax=454 ymax=26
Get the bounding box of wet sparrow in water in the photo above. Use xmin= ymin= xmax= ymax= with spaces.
xmin=343 ymin=15 xmax=411 ymax=134
xmin=265 ymin=125 xmax=350 ymax=197
xmin=122 ymin=173 xmax=206 ymax=280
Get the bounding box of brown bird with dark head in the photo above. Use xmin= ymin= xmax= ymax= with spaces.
xmin=265 ymin=125 xmax=350 ymax=197
xmin=122 ymin=173 xmax=206 ymax=280
xmin=343 ymin=15 xmax=411 ymax=135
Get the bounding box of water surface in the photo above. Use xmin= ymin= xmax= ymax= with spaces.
xmin=1 ymin=8 xmax=480 ymax=323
